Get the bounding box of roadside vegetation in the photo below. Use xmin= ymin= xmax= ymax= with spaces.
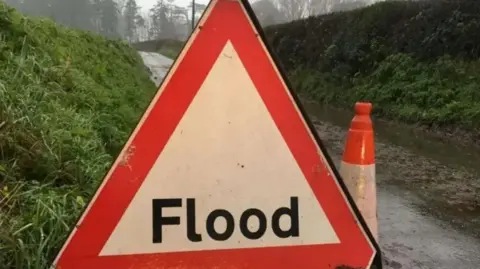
xmin=265 ymin=0 xmax=480 ymax=142
xmin=0 ymin=2 xmax=156 ymax=268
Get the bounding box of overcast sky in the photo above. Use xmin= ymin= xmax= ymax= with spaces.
xmin=136 ymin=0 xmax=211 ymax=10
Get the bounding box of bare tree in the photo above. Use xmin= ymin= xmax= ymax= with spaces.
xmin=330 ymin=0 xmax=368 ymax=12
xmin=309 ymin=0 xmax=330 ymax=15
xmin=310 ymin=0 xmax=370 ymax=15
xmin=275 ymin=0 xmax=312 ymax=21
xmin=116 ymin=0 xmax=128 ymax=11
xmin=252 ymin=0 xmax=286 ymax=26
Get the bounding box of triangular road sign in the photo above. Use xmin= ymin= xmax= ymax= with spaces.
xmin=52 ymin=0 xmax=381 ymax=268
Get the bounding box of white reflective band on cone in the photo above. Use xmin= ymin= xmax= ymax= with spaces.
xmin=340 ymin=162 xmax=377 ymax=240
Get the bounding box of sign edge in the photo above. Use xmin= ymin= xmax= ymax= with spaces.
xmin=235 ymin=0 xmax=383 ymax=267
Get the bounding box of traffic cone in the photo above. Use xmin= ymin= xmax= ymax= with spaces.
xmin=340 ymin=102 xmax=378 ymax=241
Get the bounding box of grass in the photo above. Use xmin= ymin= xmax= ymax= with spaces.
xmin=0 ymin=2 xmax=157 ymax=268
xmin=289 ymin=53 xmax=480 ymax=131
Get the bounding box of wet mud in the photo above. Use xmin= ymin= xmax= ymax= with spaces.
xmin=304 ymin=101 xmax=480 ymax=268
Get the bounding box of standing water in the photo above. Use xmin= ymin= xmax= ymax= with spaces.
xmin=303 ymin=100 xmax=480 ymax=269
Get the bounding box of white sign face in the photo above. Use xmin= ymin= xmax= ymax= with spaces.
xmin=100 ymin=41 xmax=340 ymax=256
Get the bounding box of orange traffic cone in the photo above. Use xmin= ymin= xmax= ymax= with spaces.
xmin=340 ymin=102 xmax=378 ymax=241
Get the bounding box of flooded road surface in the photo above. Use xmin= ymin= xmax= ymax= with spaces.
xmin=378 ymin=189 xmax=480 ymax=269
xmin=138 ymin=51 xmax=173 ymax=87
xmin=306 ymin=102 xmax=480 ymax=269
xmin=139 ymin=53 xmax=480 ymax=268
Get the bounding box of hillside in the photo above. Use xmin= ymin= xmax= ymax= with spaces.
xmin=0 ymin=2 xmax=156 ymax=268
xmin=265 ymin=0 xmax=480 ymax=145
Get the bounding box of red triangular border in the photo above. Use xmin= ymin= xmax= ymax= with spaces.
xmin=53 ymin=0 xmax=377 ymax=268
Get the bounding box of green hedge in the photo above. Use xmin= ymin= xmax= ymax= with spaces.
xmin=265 ymin=0 xmax=480 ymax=130
xmin=0 ymin=2 xmax=156 ymax=268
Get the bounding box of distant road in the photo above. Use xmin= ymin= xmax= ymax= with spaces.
xmin=138 ymin=51 xmax=173 ymax=87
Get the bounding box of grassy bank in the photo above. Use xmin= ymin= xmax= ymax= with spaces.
xmin=265 ymin=0 xmax=480 ymax=142
xmin=0 ymin=2 xmax=156 ymax=268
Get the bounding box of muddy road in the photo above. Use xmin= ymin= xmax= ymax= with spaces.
xmin=138 ymin=51 xmax=173 ymax=87
xmin=140 ymin=51 xmax=480 ymax=268
xmin=306 ymin=102 xmax=480 ymax=269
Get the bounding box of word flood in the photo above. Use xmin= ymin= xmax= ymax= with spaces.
xmin=152 ymin=197 xmax=300 ymax=243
